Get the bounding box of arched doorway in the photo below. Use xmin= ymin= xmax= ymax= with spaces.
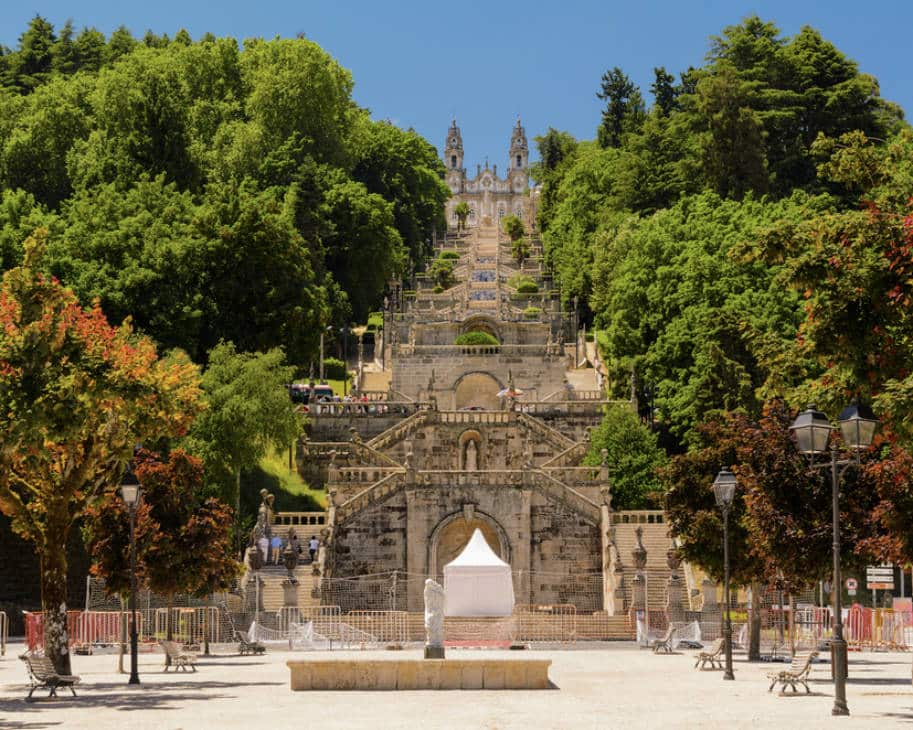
xmin=453 ymin=371 xmax=501 ymax=410
xmin=429 ymin=509 xmax=510 ymax=578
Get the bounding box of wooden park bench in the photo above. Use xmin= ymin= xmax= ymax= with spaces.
xmin=768 ymin=651 xmax=818 ymax=694
xmin=235 ymin=631 xmax=266 ymax=656
xmin=20 ymin=654 xmax=81 ymax=701
xmin=652 ymin=625 xmax=677 ymax=654
xmin=160 ymin=640 xmax=198 ymax=672
xmin=694 ymin=637 xmax=725 ymax=669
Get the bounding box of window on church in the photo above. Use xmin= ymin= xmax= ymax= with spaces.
xmin=516 ymin=155 xmax=522 ymax=168
xmin=451 ymin=155 xmax=457 ymax=169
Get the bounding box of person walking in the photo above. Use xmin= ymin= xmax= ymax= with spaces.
xmin=308 ymin=535 xmax=319 ymax=563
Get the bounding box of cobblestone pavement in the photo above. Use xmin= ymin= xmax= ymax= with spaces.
xmin=1 ymin=641 xmax=911 ymax=729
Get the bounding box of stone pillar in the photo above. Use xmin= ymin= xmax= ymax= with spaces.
xmin=405 ymin=486 xmax=425 ymax=612
xmin=282 ymin=580 xmax=299 ymax=608
xmin=517 ymin=488 xmax=533 ymax=604
xmin=599 ymin=485 xmax=614 ymax=614
xmin=702 ymin=578 xmax=718 ymax=611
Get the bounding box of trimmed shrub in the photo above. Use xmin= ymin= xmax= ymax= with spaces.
xmin=516 ymin=280 xmax=539 ymax=294
xmin=455 ymin=331 xmax=499 ymax=346
xmin=322 ymin=357 xmax=348 ymax=380
xmin=433 ymin=284 xmax=444 ymax=294
xmin=439 ymin=250 xmax=461 ymax=260
xmin=523 ymin=306 xmax=542 ymax=319
xmin=367 ymin=311 xmax=383 ymax=331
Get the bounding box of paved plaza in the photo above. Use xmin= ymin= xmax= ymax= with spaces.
xmin=1 ymin=642 xmax=911 ymax=729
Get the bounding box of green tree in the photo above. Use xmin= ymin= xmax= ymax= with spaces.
xmin=184 ymin=342 xmax=301 ymax=522
xmin=584 ymin=405 xmax=666 ymax=509
xmin=501 ymin=214 xmax=525 ymax=242
xmin=650 ymin=66 xmax=677 ymax=115
xmin=0 ymin=230 xmax=202 ymax=673
xmin=596 ymin=67 xmax=645 ymax=148
xmin=454 ymin=201 xmax=470 ymax=231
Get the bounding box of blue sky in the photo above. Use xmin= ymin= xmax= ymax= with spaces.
xmin=2 ymin=1 xmax=910 ymax=171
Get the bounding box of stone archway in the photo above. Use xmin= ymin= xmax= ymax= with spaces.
xmin=453 ymin=371 xmax=501 ymax=410
xmin=428 ymin=508 xmax=510 ymax=578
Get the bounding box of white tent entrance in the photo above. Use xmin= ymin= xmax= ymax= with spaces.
xmin=443 ymin=528 xmax=515 ymax=617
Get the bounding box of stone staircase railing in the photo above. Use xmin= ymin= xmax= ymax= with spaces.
xmin=539 ymin=441 xmax=587 ymax=468
xmin=517 ymin=412 xmax=576 ymax=452
xmin=366 ymin=409 xmax=430 ymax=451
xmin=336 ymin=472 xmax=406 ymax=525
xmin=532 ymin=470 xmax=601 ymax=526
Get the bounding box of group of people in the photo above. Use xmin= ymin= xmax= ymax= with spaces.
xmin=257 ymin=531 xmax=320 ymax=565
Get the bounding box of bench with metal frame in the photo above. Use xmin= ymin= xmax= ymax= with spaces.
xmin=20 ymin=654 xmax=81 ymax=701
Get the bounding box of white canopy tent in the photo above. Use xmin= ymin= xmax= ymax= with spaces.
xmin=443 ymin=528 xmax=515 ymax=617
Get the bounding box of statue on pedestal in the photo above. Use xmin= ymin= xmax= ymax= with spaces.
xmin=423 ymin=579 xmax=445 ymax=659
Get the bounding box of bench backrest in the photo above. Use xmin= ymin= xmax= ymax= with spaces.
xmin=789 ymin=651 xmax=817 ymax=675
xmin=160 ymin=640 xmax=183 ymax=657
xmin=661 ymin=625 xmax=675 ymax=641
xmin=708 ymin=637 xmax=725 ymax=655
xmin=21 ymin=655 xmax=57 ymax=679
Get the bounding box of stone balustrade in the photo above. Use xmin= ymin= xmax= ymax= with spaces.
xmin=612 ymin=510 xmax=665 ymax=524
xmin=329 ymin=466 xmax=405 ymax=484
xmin=272 ymin=511 xmax=327 ymax=527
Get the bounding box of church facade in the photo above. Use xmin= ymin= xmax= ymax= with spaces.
xmin=443 ymin=119 xmax=530 ymax=229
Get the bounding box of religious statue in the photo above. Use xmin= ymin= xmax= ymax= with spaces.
xmin=465 ymin=439 xmax=478 ymax=471
xmin=423 ymin=578 xmax=445 ymax=659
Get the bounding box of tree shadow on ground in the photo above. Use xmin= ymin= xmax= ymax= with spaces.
xmin=3 ymin=722 xmax=63 ymax=730
xmin=877 ymin=709 xmax=913 ymax=723
xmin=0 ymin=680 xmax=282 ymax=714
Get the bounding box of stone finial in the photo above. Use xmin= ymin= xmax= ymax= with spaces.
xmin=348 ymin=426 xmax=362 ymax=443
xmin=599 ymin=485 xmax=612 ymax=509
xmin=666 ymin=546 xmax=682 ymax=572
xmin=283 ymin=542 xmax=299 ymax=583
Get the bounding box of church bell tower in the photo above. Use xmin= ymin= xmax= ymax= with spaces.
xmin=445 ymin=119 xmax=464 ymax=193
xmin=508 ymin=118 xmax=528 ymax=193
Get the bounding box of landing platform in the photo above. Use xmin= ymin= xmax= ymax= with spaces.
xmin=287 ymin=656 xmax=552 ymax=690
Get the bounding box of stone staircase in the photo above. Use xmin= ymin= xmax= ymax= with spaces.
xmin=612 ymin=520 xmax=684 ymax=612
xmin=257 ymin=566 xmax=322 ymax=611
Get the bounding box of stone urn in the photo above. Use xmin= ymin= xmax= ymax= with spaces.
xmin=283 ymin=543 xmax=299 ymax=583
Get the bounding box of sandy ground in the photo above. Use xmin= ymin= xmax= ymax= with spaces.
xmin=1 ymin=641 xmax=912 ymax=729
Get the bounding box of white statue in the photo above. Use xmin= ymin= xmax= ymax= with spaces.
xmin=465 ymin=439 xmax=478 ymax=471
xmin=423 ymin=579 xmax=445 ymax=651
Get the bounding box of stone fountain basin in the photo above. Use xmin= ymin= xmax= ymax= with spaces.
xmin=287 ymin=656 xmax=551 ymax=690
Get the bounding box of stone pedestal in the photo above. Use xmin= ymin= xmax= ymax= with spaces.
xmin=702 ymin=578 xmax=718 ymax=610
xmin=666 ymin=576 xmax=684 ymax=621
xmin=632 ymin=574 xmax=646 ymax=612
xmin=283 ymin=580 xmax=299 ymax=608
xmin=424 ymin=646 xmax=445 ymax=659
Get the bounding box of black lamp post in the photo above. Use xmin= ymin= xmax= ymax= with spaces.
xmin=789 ymin=401 xmax=878 ymax=717
xmin=712 ymin=467 xmax=738 ymax=681
xmin=120 ymin=468 xmax=142 ymax=685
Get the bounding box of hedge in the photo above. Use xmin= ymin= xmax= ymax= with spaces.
xmin=454 ymin=331 xmax=499 ymax=346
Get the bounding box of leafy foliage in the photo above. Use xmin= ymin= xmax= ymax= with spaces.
xmin=584 ymin=406 xmax=666 ymax=509
xmin=454 ymin=331 xmax=499 ymax=346
xmin=0 ymin=230 xmax=201 ymax=671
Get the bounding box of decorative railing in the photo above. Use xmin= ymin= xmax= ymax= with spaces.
xmin=516 ymin=412 xmax=576 ymax=450
xmin=329 ymin=466 xmax=405 ymax=485
xmin=533 ymin=471 xmax=601 ymax=525
xmin=438 ymin=410 xmax=511 ymax=426
xmin=367 ymin=408 xmax=431 ymax=451
xmin=612 ymin=511 xmax=665 ymax=525
xmin=272 ymin=511 xmax=327 ymax=527
xmin=395 ymin=344 xmax=550 ymax=357
xmin=515 ymin=400 xmax=623 ymax=417
xmin=336 ymin=472 xmax=406 ymax=525
xmin=541 ymin=466 xmax=605 ymax=488
xmin=413 ymin=469 xmax=526 ymax=487
xmin=540 ymin=441 xmax=588 ymax=468
xmin=307 ymin=401 xmax=429 ymax=418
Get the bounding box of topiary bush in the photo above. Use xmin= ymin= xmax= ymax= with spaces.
xmin=439 ymin=250 xmax=461 ymax=260
xmin=516 ymin=280 xmax=539 ymax=294
xmin=523 ymin=306 xmax=542 ymax=319
xmin=322 ymin=357 xmax=348 ymax=380
xmin=454 ymin=331 xmax=499 ymax=346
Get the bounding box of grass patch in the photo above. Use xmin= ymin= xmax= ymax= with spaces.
xmin=241 ymin=448 xmax=327 ymax=514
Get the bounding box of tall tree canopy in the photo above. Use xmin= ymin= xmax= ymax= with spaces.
xmin=0 ymin=230 xmax=201 ymax=673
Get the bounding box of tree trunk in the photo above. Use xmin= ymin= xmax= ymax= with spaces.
xmin=39 ymin=546 xmax=72 ymax=675
xmin=748 ymin=580 xmax=761 ymax=661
